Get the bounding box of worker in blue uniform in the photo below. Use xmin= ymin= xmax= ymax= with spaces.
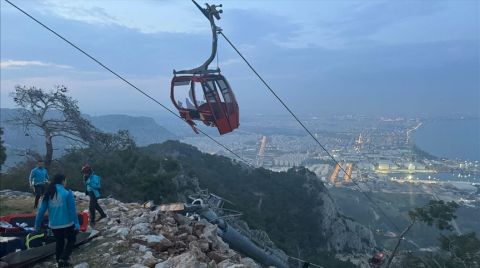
xmin=29 ymin=159 xmax=49 ymax=209
xmin=82 ymin=165 xmax=107 ymax=227
xmin=35 ymin=173 xmax=79 ymax=267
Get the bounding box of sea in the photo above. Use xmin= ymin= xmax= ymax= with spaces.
xmin=409 ymin=118 xmax=479 ymax=183
xmin=412 ymin=118 xmax=480 ymax=162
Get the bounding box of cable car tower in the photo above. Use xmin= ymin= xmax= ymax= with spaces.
xmin=171 ymin=0 xmax=239 ymax=135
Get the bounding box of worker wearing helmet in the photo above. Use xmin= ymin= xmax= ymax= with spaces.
xmin=81 ymin=164 xmax=107 ymax=227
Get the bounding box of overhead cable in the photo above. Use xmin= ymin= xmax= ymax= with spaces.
xmin=4 ymin=0 xmax=253 ymax=167
xmin=220 ymin=31 xmax=402 ymax=233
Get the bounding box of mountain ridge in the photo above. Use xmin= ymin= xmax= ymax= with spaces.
xmin=0 ymin=108 xmax=176 ymax=168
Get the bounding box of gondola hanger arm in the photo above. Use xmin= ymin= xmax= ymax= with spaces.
xmin=174 ymin=1 xmax=223 ymax=75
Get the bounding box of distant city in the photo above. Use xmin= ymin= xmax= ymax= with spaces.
xmin=2 ymin=108 xmax=478 ymax=214
xmin=181 ymin=114 xmax=480 ymax=210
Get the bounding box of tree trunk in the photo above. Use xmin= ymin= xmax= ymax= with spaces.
xmin=44 ymin=131 xmax=53 ymax=169
xmin=386 ymin=219 xmax=416 ymax=268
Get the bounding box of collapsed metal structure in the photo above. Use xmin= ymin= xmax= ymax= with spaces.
xmin=182 ymin=191 xmax=290 ymax=268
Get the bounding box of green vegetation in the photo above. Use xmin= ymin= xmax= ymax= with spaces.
xmin=1 ymin=146 xmax=178 ymax=204
xmin=381 ymin=200 xmax=480 ymax=267
xmin=439 ymin=232 xmax=480 ymax=267
xmin=403 ymin=232 xmax=480 ymax=267
xmin=387 ymin=200 xmax=459 ymax=267
xmin=142 ymin=141 xmax=354 ymax=266
xmin=331 ymin=187 xmax=440 ymax=248
xmin=1 ymin=140 xmax=354 ymax=267
xmin=5 ymin=140 xmax=476 ymax=267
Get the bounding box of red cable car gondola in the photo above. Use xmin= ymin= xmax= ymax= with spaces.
xmin=171 ymin=1 xmax=239 ymax=135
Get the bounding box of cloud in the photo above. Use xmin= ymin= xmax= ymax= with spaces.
xmin=0 ymin=60 xmax=72 ymax=69
xmin=272 ymin=1 xmax=447 ymax=49
xmin=327 ymin=1 xmax=443 ymax=37
xmin=43 ymin=2 xmax=118 ymax=26
xmin=222 ymin=8 xmax=300 ymax=44
xmin=0 ymin=73 xmax=173 ymax=114
xmin=37 ymin=0 xmax=209 ymax=34
xmin=219 ymin=58 xmax=242 ymax=67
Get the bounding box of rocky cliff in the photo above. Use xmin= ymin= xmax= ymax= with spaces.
xmin=1 ymin=140 xmax=379 ymax=267
xmin=305 ymin=176 xmax=377 ymax=253
xmin=143 ymin=141 xmax=378 ymax=266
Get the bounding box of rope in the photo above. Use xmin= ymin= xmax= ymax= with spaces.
xmin=220 ymin=31 xmax=402 ymax=233
xmin=4 ymin=0 xmax=253 ymax=168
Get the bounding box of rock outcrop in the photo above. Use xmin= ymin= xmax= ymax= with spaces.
xmin=300 ymin=169 xmax=377 ymax=254
xmin=156 ymin=142 xmax=377 ymax=255
xmin=0 ymin=190 xmax=261 ymax=268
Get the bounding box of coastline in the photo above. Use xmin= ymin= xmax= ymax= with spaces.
xmin=411 ymin=118 xmax=480 ymax=161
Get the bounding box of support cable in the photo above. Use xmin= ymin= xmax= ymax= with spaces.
xmin=4 ymin=0 xmax=253 ymax=167
xmin=220 ymin=31 xmax=402 ymax=233
xmin=6 ymin=0 xmax=419 ymax=264
xmin=221 ymin=32 xmax=435 ymax=267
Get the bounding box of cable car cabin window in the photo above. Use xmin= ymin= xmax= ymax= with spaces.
xmin=173 ymin=80 xmax=197 ymax=110
xmin=192 ymin=81 xmax=206 ymax=108
xmin=215 ymin=78 xmax=235 ymax=115
xmin=203 ymin=81 xmax=224 ymax=120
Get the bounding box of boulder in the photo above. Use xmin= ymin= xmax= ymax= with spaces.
xmin=176 ymin=233 xmax=188 ymax=241
xmin=200 ymin=224 xmax=218 ymax=248
xmin=193 ymin=222 xmax=206 ymax=237
xmin=133 ymin=216 xmax=149 ymax=225
xmin=216 ymin=237 xmax=230 ymax=252
xmin=164 ymin=215 xmax=176 ymax=226
xmin=131 ymin=223 xmax=151 ymax=235
xmin=189 ymin=240 xmax=209 ymax=253
xmin=173 ymin=213 xmax=189 ymax=225
xmin=207 ymin=251 xmax=230 ymax=263
xmin=155 ymin=252 xmax=208 ymax=268
xmin=138 ymin=244 xmax=148 ymax=252
xmin=99 ymin=242 xmax=112 ymax=248
xmin=178 ymin=225 xmax=193 ymax=235
xmin=174 ymin=241 xmax=186 ymax=249
xmin=133 ymin=234 xmax=173 ymax=252
xmin=187 ymin=235 xmax=197 ymax=242
xmin=131 ymin=265 xmax=149 ymax=268
xmin=73 ymin=263 xmax=89 ymax=268
xmin=118 ymin=204 xmax=130 ymax=212
xmin=217 ymin=259 xmax=245 ymax=268
xmin=142 ymin=251 xmax=159 ymax=267
xmin=240 ymin=257 xmax=261 ymax=268
xmin=116 ymin=227 xmax=130 ymax=238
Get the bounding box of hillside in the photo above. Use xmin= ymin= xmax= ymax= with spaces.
xmin=86 ymin=114 xmax=176 ymax=146
xmin=1 ymin=140 xmax=377 ymax=267
xmin=142 ymin=142 xmax=376 ymax=255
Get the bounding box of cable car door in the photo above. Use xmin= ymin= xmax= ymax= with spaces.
xmin=202 ymin=79 xmax=232 ymax=134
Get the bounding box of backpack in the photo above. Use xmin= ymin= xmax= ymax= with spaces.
xmin=25 ymin=230 xmax=55 ymax=249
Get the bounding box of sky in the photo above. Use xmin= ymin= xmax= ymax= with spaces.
xmin=1 ymin=0 xmax=479 ymax=118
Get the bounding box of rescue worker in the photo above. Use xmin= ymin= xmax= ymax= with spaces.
xmin=82 ymin=164 xmax=107 ymax=227
xmin=35 ymin=173 xmax=79 ymax=267
xmin=29 ymin=159 xmax=49 ymax=209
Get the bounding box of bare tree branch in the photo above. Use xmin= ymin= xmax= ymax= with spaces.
xmin=9 ymin=85 xmax=135 ymax=168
